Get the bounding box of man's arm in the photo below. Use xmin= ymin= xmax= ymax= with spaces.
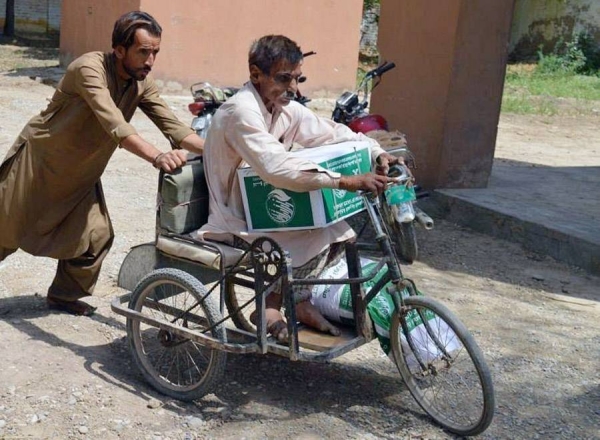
xmin=226 ymin=105 xmax=392 ymax=194
xmin=138 ymin=79 xmax=204 ymax=156
xmin=179 ymin=133 xmax=205 ymax=155
xmin=72 ymin=58 xmax=190 ymax=172
xmin=120 ymin=134 xmax=187 ymax=173
xmin=291 ymin=104 xmax=403 ymax=176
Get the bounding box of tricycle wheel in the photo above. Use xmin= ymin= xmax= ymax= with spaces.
xmin=390 ymin=296 xmax=494 ymax=436
xmin=126 ymin=268 xmax=227 ymax=401
xmin=224 ymin=277 xmax=257 ymax=333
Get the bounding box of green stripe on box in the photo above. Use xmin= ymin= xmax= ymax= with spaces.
xmin=320 ymin=148 xmax=371 ymax=223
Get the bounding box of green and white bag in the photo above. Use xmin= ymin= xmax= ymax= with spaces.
xmin=310 ymin=258 xmax=460 ymax=365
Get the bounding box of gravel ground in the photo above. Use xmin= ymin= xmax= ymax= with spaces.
xmin=0 ymin=42 xmax=599 ymax=440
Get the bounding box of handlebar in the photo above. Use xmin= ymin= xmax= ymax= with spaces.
xmin=355 ymin=164 xmax=412 ymax=198
xmin=371 ymin=61 xmax=396 ymax=78
xmin=366 ymin=61 xmax=396 ymax=80
xmin=387 ymin=164 xmax=410 ymax=181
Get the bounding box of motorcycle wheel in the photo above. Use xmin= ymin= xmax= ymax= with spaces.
xmin=391 ymin=219 xmax=418 ymax=263
xmin=385 ymin=208 xmax=419 ymax=264
xmin=381 ymin=200 xmax=418 ymax=263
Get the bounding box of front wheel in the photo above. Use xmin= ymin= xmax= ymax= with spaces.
xmin=391 ymin=220 xmax=418 ymax=263
xmin=390 ymin=296 xmax=495 ymax=436
xmin=380 ymin=199 xmax=418 ymax=263
xmin=126 ymin=268 xmax=227 ymax=401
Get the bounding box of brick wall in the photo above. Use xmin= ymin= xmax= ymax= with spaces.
xmin=0 ymin=0 xmax=62 ymax=34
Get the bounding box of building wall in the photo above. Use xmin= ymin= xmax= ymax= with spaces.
xmin=371 ymin=0 xmax=515 ymax=189
xmin=509 ymin=0 xmax=600 ymax=60
xmin=356 ymin=0 xmax=600 ymax=64
xmin=0 ymin=0 xmax=61 ymax=34
xmin=59 ymin=0 xmax=364 ymax=94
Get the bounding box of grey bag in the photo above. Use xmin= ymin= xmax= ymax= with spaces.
xmin=158 ymin=158 xmax=209 ymax=234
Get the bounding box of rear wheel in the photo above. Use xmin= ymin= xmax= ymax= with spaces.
xmin=224 ymin=277 xmax=257 ymax=333
xmin=126 ymin=268 xmax=227 ymax=401
xmin=390 ymin=296 xmax=495 ymax=436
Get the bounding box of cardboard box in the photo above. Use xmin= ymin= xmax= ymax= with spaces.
xmin=238 ymin=141 xmax=372 ymax=231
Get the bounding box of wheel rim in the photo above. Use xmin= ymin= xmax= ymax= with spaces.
xmin=391 ymin=301 xmax=490 ymax=434
xmin=131 ymin=278 xmax=219 ymax=392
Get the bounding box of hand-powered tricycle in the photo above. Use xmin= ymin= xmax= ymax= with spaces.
xmin=112 ymin=155 xmax=495 ymax=437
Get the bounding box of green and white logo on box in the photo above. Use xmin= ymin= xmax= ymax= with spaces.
xmin=242 ymin=178 xmax=316 ymax=229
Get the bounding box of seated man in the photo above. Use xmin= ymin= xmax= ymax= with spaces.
xmin=195 ymin=35 xmax=400 ymax=341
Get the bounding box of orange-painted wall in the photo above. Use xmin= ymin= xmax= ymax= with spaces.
xmin=372 ymin=0 xmax=515 ymax=189
xmin=59 ymin=0 xmax=364 ymax=94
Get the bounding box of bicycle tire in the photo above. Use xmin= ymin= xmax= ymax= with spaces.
xmin=390 ymin=296 xmax=495 ymax=436
xmin=224 ymin=277 xmax=257 ymax=333
xmin=126 ymin=268 xmax=227 ymax=401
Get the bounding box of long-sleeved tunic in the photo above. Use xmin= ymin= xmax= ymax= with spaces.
xmin=0 ymin=51 xmax=194 ymax=259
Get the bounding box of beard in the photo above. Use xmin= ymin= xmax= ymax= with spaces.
xmin=123 ymin=62 xmax=151 ymax=81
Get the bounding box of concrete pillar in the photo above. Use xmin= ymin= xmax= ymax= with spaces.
xmin=371 ymin=0 xmax=515 ymax=189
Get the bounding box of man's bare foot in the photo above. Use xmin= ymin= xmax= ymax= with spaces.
xmin=250 ymin=308 xmax=288 ymax=342
xmin=296 ymin=301 xmax=341 ymax=336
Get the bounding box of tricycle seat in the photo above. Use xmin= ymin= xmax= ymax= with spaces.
xmin=156 ymin=235 xmax=248 ymax=270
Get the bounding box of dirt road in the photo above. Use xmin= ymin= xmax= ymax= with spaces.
xmin=0 ymin=47 xmax=599 ymax=439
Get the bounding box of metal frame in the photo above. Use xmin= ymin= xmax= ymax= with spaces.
xmin=113 ymin=184 xmax=416 ymax=363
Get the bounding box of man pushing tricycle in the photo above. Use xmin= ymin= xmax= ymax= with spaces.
xmin=113 ymin=34 xmax=495 ymax=437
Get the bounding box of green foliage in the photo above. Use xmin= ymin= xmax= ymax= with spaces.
xmin=502 ymin=67 xmax=600 ymax=115
xmin=536 ymin=33 xmax=600 ymax=76
xmin=502 ymin=33 xmax=600 ymax=115
xmin=363 ymin=0 xmax=380 ymax=11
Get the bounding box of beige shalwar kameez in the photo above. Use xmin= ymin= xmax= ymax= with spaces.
xmin=194 ymin=82 xmax=385 ymax=267
xmin=0 ymin=51 xmax=194 ymax=300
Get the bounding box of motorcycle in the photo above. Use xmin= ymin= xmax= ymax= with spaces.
xmin=188 ymin=82 xmax=237 ymax=138
xmin=332 ymin=61 xmax=434 ymax=263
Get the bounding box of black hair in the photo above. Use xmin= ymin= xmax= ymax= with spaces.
xmin=111 ymin=11 xmax=162 ymax=49
xmin=249 ymin=35 xmax=303 ymax=74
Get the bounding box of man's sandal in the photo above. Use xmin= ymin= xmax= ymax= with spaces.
xmin=46 ymin=297 xmax=97 ymax=317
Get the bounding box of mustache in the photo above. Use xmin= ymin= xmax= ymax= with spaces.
xmin=282 ymin=91 xmax=296 ymax=100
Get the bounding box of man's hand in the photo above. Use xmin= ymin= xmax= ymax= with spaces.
xmin=375 ymin=152 xmax=403 ymax=176
xmin=154 ymin=149 xmax=188 ymax=173
xmin=339 ymin=173 xmax=393 ymax=195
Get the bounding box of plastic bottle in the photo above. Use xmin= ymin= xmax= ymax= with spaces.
xmin=395 ymin=201 xmax=416 ymax=223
